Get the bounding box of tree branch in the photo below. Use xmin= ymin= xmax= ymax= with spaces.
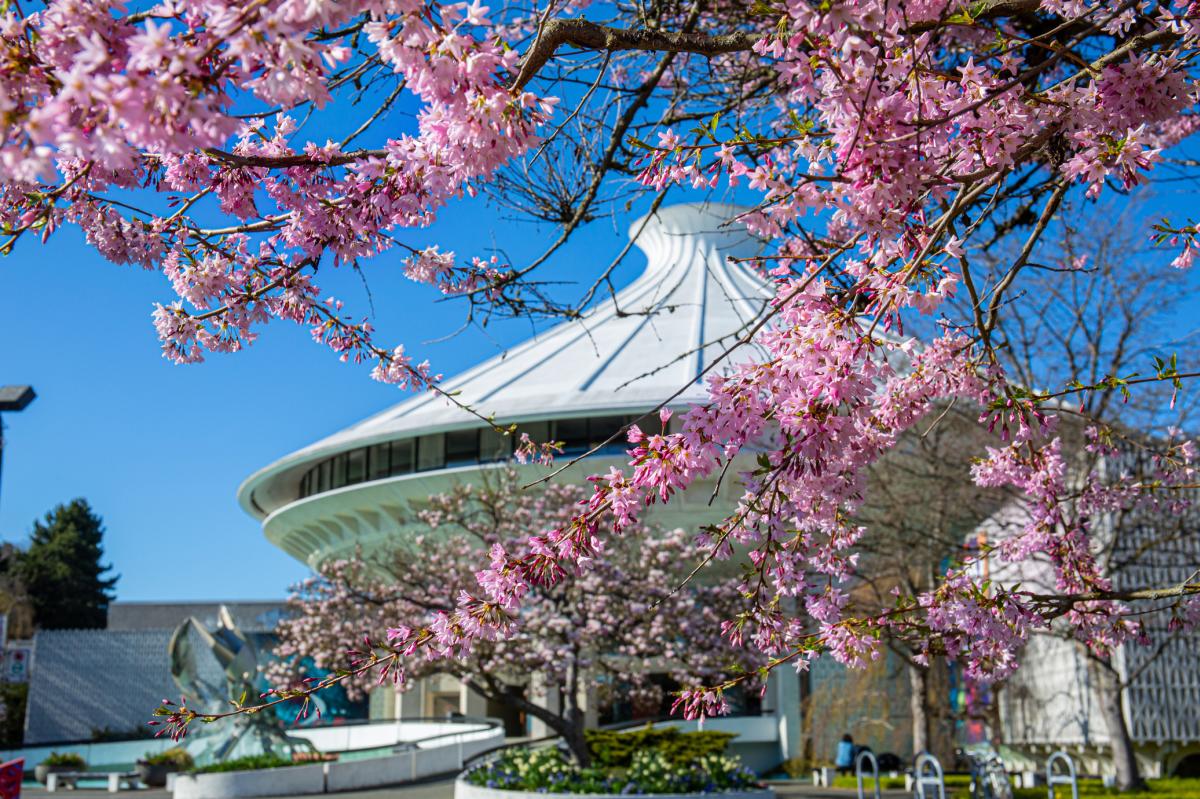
xmin=510 ymin=19 xmax=758 ymax=91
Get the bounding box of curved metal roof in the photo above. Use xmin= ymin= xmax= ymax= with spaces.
xmin=239 ymin=202 xmax=771 ymax=518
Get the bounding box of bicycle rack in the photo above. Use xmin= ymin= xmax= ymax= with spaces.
xmin=856 ymin=749 xmax=881 ymax=799
xmin=1046 ymin=751 xmax=1078 ymax=799
xmin=914 ymin=752 xmax=945 ymax=799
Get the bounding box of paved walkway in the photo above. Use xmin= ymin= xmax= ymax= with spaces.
xmin=772 ymin=781 xmax=910 ymax=798
xmin=20 ymin=775 xmax=460 ymax=799
xmin=21 ymin=776 xmax=911 ymax=799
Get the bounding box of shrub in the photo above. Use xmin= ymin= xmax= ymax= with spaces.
xmin=142 ymin=748 xmax=194 ymax=769
xmin=464 ymin=744 xmax=759 ymax=794
xmin=831 ymin=774 xmax=907 ymax=791
xmin=585 ymin=727 xmax=737 ymax=768
xmin=40 ymin=752 xmax=85 ymax=769
xmin=192 ymin=754 xmax=300 ymax=774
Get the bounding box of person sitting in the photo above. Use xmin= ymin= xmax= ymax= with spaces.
xmin=835 ymin=734 xmax=855 ymax=776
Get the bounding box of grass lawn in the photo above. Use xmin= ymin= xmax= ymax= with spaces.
xmin=832 ymin=774 xmax=1200 ymax=798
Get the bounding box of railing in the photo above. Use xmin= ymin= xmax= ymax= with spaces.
xmin=1 ymin=716 xmax=504 ymax=772
xmin=290 ymin=716 xmax=501 ymax=755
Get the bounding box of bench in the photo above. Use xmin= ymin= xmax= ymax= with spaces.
xmin=45 ymin=771 xmax=141 ymax=792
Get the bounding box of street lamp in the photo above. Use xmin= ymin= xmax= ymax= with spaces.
xmin=0 ymin=385 xmax=36 ymax=515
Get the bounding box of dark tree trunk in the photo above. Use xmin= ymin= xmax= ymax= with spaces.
xmin=560 ymin=708 xmax=590 ymax=767
xmin=467 ymin=675 xmax=591 ymax=766
xmin=562 ymin=659 xmax=591 ymax=766
xmin=1088 ymin=658 xmax=1144 ymax=792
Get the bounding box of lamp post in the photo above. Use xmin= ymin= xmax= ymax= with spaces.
xmin=0 ymin=385 xmax=36 ymax=516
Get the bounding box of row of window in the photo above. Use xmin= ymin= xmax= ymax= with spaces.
xmin=296 ymin=415 xmax=645 ymax=499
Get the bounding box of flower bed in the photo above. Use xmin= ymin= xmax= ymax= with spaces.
xmin=463 ymin=746 xmax=763 ymax=795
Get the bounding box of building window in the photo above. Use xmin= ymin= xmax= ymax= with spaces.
xmin=391 ymin=439 xmax=415 ymax=475
xmin=555 ymin=418 xmax=589 ymax=454
xmin=294 ymin=413 xmax=648 ymax=501
xmin=347 ymin=448 xmax=366 ymax=485
xmin=417 ymin=434 xmax=444 ymax=471
xmin=445 ymin=429 xmax=479 ymax=467
xmin=331 ymin=453 xmax=348 ymax=489
xmin=369 ymin=443 xmax=391 ymax=480
xmin=480 ymin=428 xmax=511 ymax=462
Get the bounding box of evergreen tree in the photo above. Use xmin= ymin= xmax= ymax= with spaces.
xmin=18 ymin=499 xmax=118 ymax=629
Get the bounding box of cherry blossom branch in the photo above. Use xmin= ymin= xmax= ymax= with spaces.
xmin=510 ymin=20 xmax=758 ymax=91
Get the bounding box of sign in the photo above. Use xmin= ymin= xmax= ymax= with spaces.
xmin=0 ymin=758 xmax=22 ymax=799
xmin=4 ymin=648 xmax=29 ymax=683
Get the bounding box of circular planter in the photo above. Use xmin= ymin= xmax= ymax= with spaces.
xmin=173 ymin=762 xmax=328 ymax=799
xmin=455 ymin=777 xmax=775 ymax=799
xmin=136 ymin=761 xmax=180 ymax=787
xmin=36 ymin=764 xmax=81 ymax=785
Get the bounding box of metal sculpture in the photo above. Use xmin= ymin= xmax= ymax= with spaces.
xmin=169 ymin=605 xmax=312 ymax=765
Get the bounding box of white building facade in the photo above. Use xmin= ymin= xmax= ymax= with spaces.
xmin=981 ymin=446 xmax=1200 ymax=779
xmin=239 ymin=204 xmax=802 ymax=770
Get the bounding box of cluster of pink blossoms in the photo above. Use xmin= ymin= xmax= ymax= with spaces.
xmin=1 ymin=0 xmax=554 ymax=387
xmin=5 ymin=0 xmax=1200 ymax=725
xmin=383 ymin=0 xmax=1200 ymax=717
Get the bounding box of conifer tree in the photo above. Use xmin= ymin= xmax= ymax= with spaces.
xmin=18 ymin=499 xmax=118 ymax=629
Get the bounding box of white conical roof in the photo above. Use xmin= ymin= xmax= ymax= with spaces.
xmin=239 ymin=202 xmax=772 ymax=516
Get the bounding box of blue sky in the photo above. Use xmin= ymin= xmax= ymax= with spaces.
xmin=0 ymin=188 xmax=671 ymax=601
xmin=2 ymin=135 xmax=1198 ymax=603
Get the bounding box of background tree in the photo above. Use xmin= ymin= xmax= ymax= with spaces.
xmin=0 ymin=542 xmax=34 ymax=745
xmin=851 ymin=411 xmax=1013 ymax=764
xmin=7 ymin=0 xmax=1194 ymax=753
xmin=17 ymin=499 xmax=118 ymax=630
xmin=832 ymin=203 xmax=1199 ymax=786
xmin=957 ymin=203 xmax=1200 ymax=791
xmin=269 ymin=469 xmax=756 ymax=766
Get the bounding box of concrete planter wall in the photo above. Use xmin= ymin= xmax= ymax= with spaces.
xmin=171 ymin=729 xmax=504 ymax=799
xmin=173 ymin=762 xmax=327 ymax=799
xmin=455 ymin=778 xmax=775 ymax=799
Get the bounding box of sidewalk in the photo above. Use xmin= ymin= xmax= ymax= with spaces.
xmin=771 ymin=781 xmax=910 ymax=798
xmin=20 ymin=776 xmax=911 ymax=799
xmin=20 ymin=774 xmax=460 ymax=799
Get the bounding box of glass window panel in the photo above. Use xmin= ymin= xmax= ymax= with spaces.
xmin=417 ymin=434 xmax=444 ymax=471
xmin=369 ymin=444 xmax=391 ymax=480
xmin=479 ymin=428 xmax=510 ymax=462
xmin=520 ymin=421 xmax=549 ymax=449
xmin=331 ymin=453 xmax=348 ymax=488
xmin=591 ymin=416 xmax=628 ymax=454
xmin=347 ymin=448 xmax=366 ymax=484
xmin=555 ymin=418 xmax=589 ymax=453
xmin=299 ymin=472 xmax=310 ymax=498
xmin=390 ymin=439 xmax=414 ymax=475
xmin=445 ymin=429 xmax=479 ymax=467
xmin=318 ymin=460 xmax=331 ymax=493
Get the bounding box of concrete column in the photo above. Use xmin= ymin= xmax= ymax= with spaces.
xmin=461 ymin=680 xmax=489 ymax=717
xmin=369 ymin=685 xmax=397 ymax=720
xmin=770 ymin=666 xmax=802 ymax=762
xmin=581 ymin=677 xmax=599 ymax=729
xmin=528 ymin=672 xmax=561 ymax=738
xmin=398 ymin=682 xmax=423 ymax=719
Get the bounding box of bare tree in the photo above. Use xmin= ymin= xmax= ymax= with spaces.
xmin=852 ymin=409 xmax=1014 ymax=762
xmin=953 ymin=200 xmax=1200 ymax=790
